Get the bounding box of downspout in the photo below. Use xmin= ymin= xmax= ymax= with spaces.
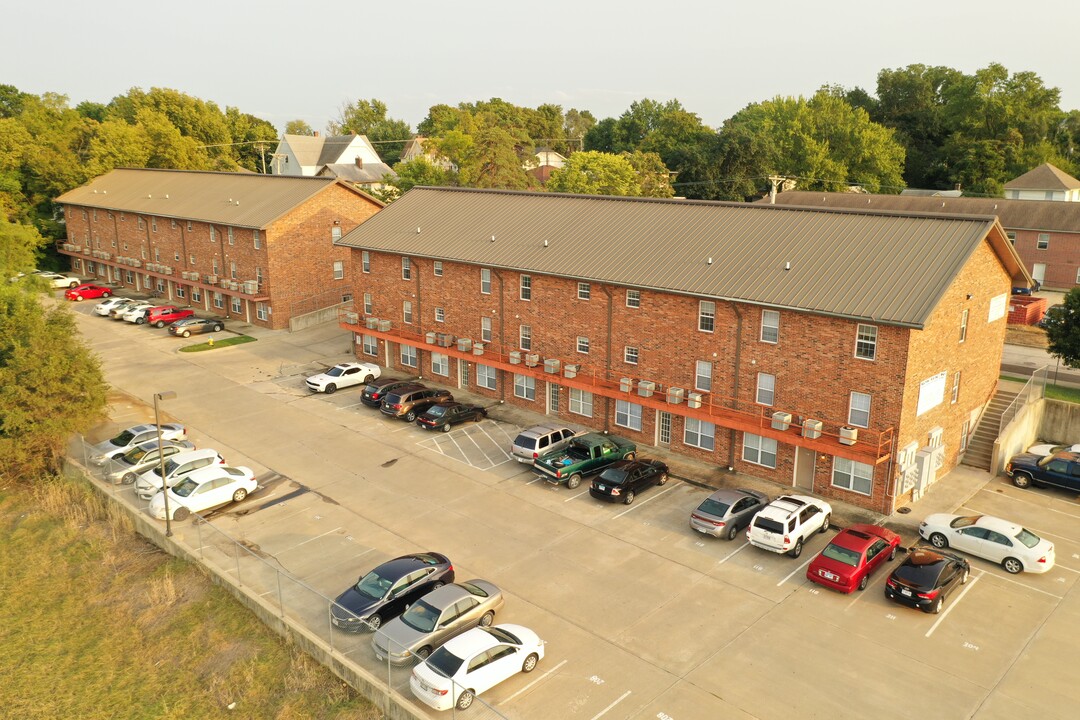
xmin=492 ymin=269 xmax=506 ymax=402
xmin=111 ymin=212 xmax=120 ymax=284
xmin=728 ymin=302 xmax=744 ymax=469
xmin=414 ymin=257 xmax=423 ymax=379
xmin=602 ymin=284 xmax=613 ymax=432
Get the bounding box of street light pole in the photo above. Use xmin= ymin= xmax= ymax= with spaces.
xmin=153 ymin=391 xmax=177 ymax=537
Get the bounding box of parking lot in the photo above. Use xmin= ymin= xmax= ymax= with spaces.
xmin=71 ymin=299 xmax=1079 ymax=719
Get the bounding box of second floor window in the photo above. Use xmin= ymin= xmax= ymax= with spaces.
xmin=699 ymin=301 xmax=715 ymax=332
xmin=481 ymin=268 xmax=491 ymax=294
xmin=696 ymin=360 xmax=712 ymax=392
xmin=756 ymin=373 xmax=775 ymax=406
xmin=401 ymin=257 xmax=411 ymax=280
xmin=363 ymin=293 xmax=373 ymax=314
xmin=519 ymin=325 xmax=531 ymax=350
xmin=848 ymin=392 xmax=871 ymax=428
xmin=481 ymin=316 xmax=492 ymax=343
xmin=855 ymin=324 xmax=877 ymax=361
xmin=520 ymin=274 xmax=532 ymax=300
xmin=403 ymin=300 xmax=413 ymax=324
xmin=761 ymin=310 xmax=780 ymax=343
xmin=333 ymin=261 xmax=344 ymax=280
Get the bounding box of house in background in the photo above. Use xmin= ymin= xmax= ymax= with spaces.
xmin=525 ymin=149 xmax=567 ymax=184
xmin=400 ymin=136 xmax=457 ymax=171
xmin=1004 ymin=163 xmax=1080 ymax=202
xmin=272 ymin=133 xmax=391 ymax=178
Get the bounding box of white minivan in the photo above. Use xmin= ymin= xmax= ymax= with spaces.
xmin=134 ymin=448 xmax=225 ymax=500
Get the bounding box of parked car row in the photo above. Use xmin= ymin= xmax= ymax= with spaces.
xmin=90 ymin=296 xmax=225 ymax=335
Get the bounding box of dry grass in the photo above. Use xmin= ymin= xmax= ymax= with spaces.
xmin=0 ymin=475 xmax=381 ymax=720
xmin=1005 ymin=324 xmax=1049 ymax=348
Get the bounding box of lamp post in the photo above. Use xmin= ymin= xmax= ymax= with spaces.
xmin=153 ymin=391 xmax=177 ymax=537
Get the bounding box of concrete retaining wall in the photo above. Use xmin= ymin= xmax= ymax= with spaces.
xmin=993 ymin=397 xmax=1080 ymax=475
xmin=289 ymin=302 xmax=351 ymax=332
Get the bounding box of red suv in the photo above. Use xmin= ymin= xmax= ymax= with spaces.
xmin=147 ymin=305 xmax=195 ymax=328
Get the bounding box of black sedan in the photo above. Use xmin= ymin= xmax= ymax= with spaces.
xmin=416 ymin=402 xmax=488 ymax=432
xmin=361 ymin=378 xmax=416 ymax=408
xmin=330 ymin=552 xmax=455 ymax=632
xmin=589 ymin=459 xmax=668 ymax=505
xmin=884 ymin=546 xmax=970 ymax=614
xmin=168 ymin=317 xmax=224 ymax=337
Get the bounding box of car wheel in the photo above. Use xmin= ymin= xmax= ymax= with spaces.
xmin=173 ymin=506 xmax=190 ymax=521
xmin=415 ymin=646 xmax=432 ymax=661
xmin=929 ymin=532 xmax=948 ymax=549
xmin=726 ymin=523 xmax=739 ymax=541
xmin=68 ymin=281 xmax=78 ymax=288
xmin=928 ymin=596 xmax=942 ymax=615
xmin=363 ymin=374 xmax=374 ymax=383
xmin=1012 ymin=472 xmax=1032 ymax=489
xmin=325 ymin=383 xmax=337 ymax=394
xmin=479 ymin=610 xmax=495 ymax=627
xmin=858 ymin=575 xmax=868 ymax=591
xmin=566 ymin=473 xmax=582 ymax=490
xmin=102 ymin=291 xmax=111 ymax=298
xmin=73 ymin=295 xmax=83 ymax=301
xmin=155 ymin=320 xmax=165 ymax=328
xmin=405 ymin=410 xmax=417 ymax=422
xmin=624 ymin=452 xmax=635 ymax=461
xmin=888 ymin=547 xmax=897 ymax=561
xmin=121 ymin=472 xmax=137 ymax=485
xmin=366 ymin=614 xmax=382 ymax=632
xmin=433 ymin=581 xmax=445 ymax=590
xmin=623 ymin=490 xmax=635 ymax=505
xmin=788 ymin=538 xmax=803 ymax=558
xmin=658 ymin=471 xmax=668 ymax=486
xmin=522 ymin=653 xmax=539 ymax=673
xmin=182 ymin=330 xmax=191 ymax=338
xmin=1002 ymin=557 xmax=1023 ymax=574
xmin=961 ymin=567 xmax=970 ymax=584
xmin=135 ymin=317 xmax=145 ymax=324
xmin=232 ymin=488 xmax=248 ymax=503
xmin=441 ymin=423 xmax=451 ymax=433
xmin=456 ymin=690 xmax=475 ymax=710
xmin=213 ymin=324 xmax=222 ymax=332
xmin=820 ymin=514 xmax=831 ymax=533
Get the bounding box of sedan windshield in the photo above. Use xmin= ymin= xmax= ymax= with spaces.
xmin=425 ymin=406 xmax=447 ymax=417
xmin=172 ymin=478 xmax=199 ymax=498
xmin=1015 ymin=528 xmax=1041 ymax=548
xmin=697 ymin=498 xmax=731 ymax=517
xmin=597 ymin=468 xmax=629 ymax=485
xmin=109 ymin=430 xmax=136 ymax=448
xmin=400 ymin=600 xmax=440 ymax=633
xmin=120 ymin=446 xmax=152 ymax=465
xmin=426 ymin=647 xmax=464 ymax=679
xmin=821 ymin=543 xmax=861 ymax=567
xmin=326 ymin=366 xmax=346 ymax=377
xmin=354 ymin=570 xmax=392 ymax=601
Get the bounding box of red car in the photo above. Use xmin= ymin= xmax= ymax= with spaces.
xmin=806 ymin=523 xmax=902 ymax=593
xmin=147 ymin=305 xmax=195 ymax=328
xmin=65 ymin=283 xmax=112 ymax=301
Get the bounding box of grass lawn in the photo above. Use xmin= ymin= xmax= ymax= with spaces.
xmin=0 ymin=475 xmax=379 ymax=720
xmin=179 ymin=335 xmax=257 ymax=352
xmin=1046 ymin=383 xmax=1080 ymax=403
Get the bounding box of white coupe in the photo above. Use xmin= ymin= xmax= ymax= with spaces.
xmin=1026 ymin=442 xmax=1080 ymax=457
xmin=149 ymin=465 xmax=257 ymax=520
xmin=305 ymin=362 xmax=381 ymax=394
xmin=919 ymin=513 xmax=1055 ymax=574
xmin=35 ymin=271 xmax=82 ymax=289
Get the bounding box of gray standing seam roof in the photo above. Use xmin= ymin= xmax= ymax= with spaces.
xmin=337 ymin=186 xmax=1011 ymax=329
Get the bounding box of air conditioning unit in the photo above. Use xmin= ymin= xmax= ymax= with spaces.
xmin=228 ymin=281 xmax=239 ymax=290
xmin=472 ymin=343 xmax=484 ymax=355
xmin=425 ymin=331 xmax=437 ymax=344
xmin=839 ymin=426 xmax=859 ymax=445
xmin=667 ymin=387 xmax=685 ymax=404
xmin=165 ymin=267 xmax=174 ymax=275
xmin=436 ymin=333 xmax=454 ymax=347
xmin=220 ymin=279 xmax=230 ymax=288
xmin=365 ymin=317 xmax=379 ymax=329
xmin=563 ymin=363 xmax=579 ymax=378
xmin=619 ymin=377 xmax=633 ymax=392
xmin=544 ymin=358 xmax=560 ymax=373
xmin=687 ymin=392 xmax=703 ymax=409
xmin=524 ymin=353 xmax=540 ymax=367
xmin=377 ymin=319 xmax=391 ymax=331
xmin=457 ymin=338 xmax=473 ymax=352
xmin=771 ymin=412 xmax=792 ymax=431
xmin=208 ymin=274 xmax=218 ymax=284
xmin=343 ymin=311 xmax=359 ymax=324
xmin=637 ymin=380 xmax=655 ymax=397
xmin=131 ymin=260 xmax=141 ymax=268
xmin=802 ymin=418 xmax=823 ymax=439
xmin=243 ymin=280 xmax=257 ymax=294
xmin=509 ymin=351 xmax=522 ymax=364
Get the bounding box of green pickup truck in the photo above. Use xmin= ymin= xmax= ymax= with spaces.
xmin=533 ymin=432 xmax=637 ymax=488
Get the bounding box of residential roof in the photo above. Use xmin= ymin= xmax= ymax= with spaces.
xmin=55 ymin=168 xmax=372 ymax=228
xmin=280 ymin=134 xmax=380 ymax=169
xmin=1004 ymin=163 xmax=1080 ymax=191
xmin=319 ymin=162 xmax=396 ymax=184
xmin=338 ymin=186 xmax=1022 ymax=329
xmin=900 ymin=188 xmax=963 ymax=198
xmin=763 ymin=190 xmax=1080 ymax=234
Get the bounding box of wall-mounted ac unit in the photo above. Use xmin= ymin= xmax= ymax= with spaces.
xmin=619 ymin=377 xmax=633 ymax=392
xmin=509 ymin=351 xmax=521 ymax=364
xmin=667 ymin=387 xmax=685 ymax=404
xmin=436 ymin=333 xmax=455 ymax=347
xmin=165 ymin=267 xmax=173 ymax=275
xmin=377 ymin=319 xmax=391 ymax=332
xmin=472 ymin=343 xmax=484 ymax=355
xmin=343 ymin=311 xmax=359 ymax=325
xmin=544 ymin=358 xmax=560 ymax=373
xmin=457 ymin=338 xmax=473 ymax=352
xmin=219 ymin=279 xmax=230 ymax=288
xmin=839 ymin=427 xmax=859 ymax=445
xmin=802 ymin=418 xmax=823 ymax=439
xmin=637 ymin=380 xmax=656 ymax=397
xmin=524 ymin=353 xmax=540 ymax=366
xmin=771 ymin=412 xmax=792 ymax=431
xmin=228 ymin=281 xmax=239 ymax=290
xmin=243 ymin=280 xmax=257 ymax=294
xmin=365 ymin=317 xmax=379 ymax=329
xmin=563 ymin=363 xmax=579 ymax=378
xmin=208 ymin=275 xmax=218 ymax=284
xmin=687 ymin=392 xmax=703 ymax=409
xmin=425 ymin=331 xmax=437 ymax=344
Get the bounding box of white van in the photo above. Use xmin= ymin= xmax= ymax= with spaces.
xmin=134 ymin=448 xmax=225 ymax=500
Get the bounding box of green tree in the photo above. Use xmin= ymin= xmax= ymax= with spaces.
xmin=563 ymin=109 xmax=596 ymax=153
xmin=546 ymin=151 xmax=643 ymax=196
xmin=1044 ymin=288 xmax=1080 ymax=369
xmin=622 ymin=151 xmax=675 ymax=198
xmin=86 ymin=119 xmax=152 ymax=177
xmin=0 ymin=84 xmax=31 ymax=118
xmin=389 ymin=157 xmax=453 ymax=194
xmin=329 ymin=98 xmax=412 ymax=165
xmin=225 ymin=107 xmax=278 ymax=173
xmin=457 ymin=120 xmax=532 ymax=190
xmin=284 ymin=119 xmax=314 ymax=136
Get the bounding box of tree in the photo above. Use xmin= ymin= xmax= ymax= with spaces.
xmin=389 ymin=157 xmax=453 ymax=194
xmin=225 ymin=107 xmax=278 ymax=173
xmin=284 ymin=119 xmax=314 ymax=136
xmin=563 ymin=109 xmax=596 ymax=153
xmin=622 ymin=151 xmax=675 ymax=198
xmin=1044 ymin=288 xmax=1080 ymax=369
xmin=329 ymin=98 xmax=412 ymax=165
xmin=546 ymin=151 xmax=643 ymax=196
xmin=457 ymin=120 xmax=532 ymax=190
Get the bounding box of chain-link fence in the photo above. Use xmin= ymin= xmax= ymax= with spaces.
xmin=75 ymin=436 xmax=508 ymax=720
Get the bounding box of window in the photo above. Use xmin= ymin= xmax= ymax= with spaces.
xmin=959 ymin=308 xmax=968 ymax=342
xmin=514 ymin=374 xmax=536 ymax=400
xmin=151 ymin=217 xmax=157 ymax=233
xmin=960 ymin=419 xmax=971 ymax=452
xmin=684 ymin=418 xmax=716 ymax=451
xmin=695 ymin=361 xmax=712 ymax=392
xmin=253 ymin=229 xmax=260 ymax=249
xmin=615 ymin=400 xmax=642 ymax=431
xmin=362 ymin=251 xmax=370 ymax=273
xmin=855 ymin=324 xmax=877 ymax=360
xmin=433 ymin=261 xmax=443 ymax=276
xmin=435 ymin=307 xmax=445 ymax=323
xmin=577 ymin=336 xmax=589 ymax=354
xmin=569 ymin=388 xmax=593 ymax=417
xmin=209 ymin=225 xmax=215 ymax=242
xmin=362 ymin=335 xmax=377 ymax=356
xmin=403 ymin=301 xmax=413 ymax=324
xmin=213 ymin=292 xmax=224 ymax=309
xmin=520 ymin=274 xmax=532 ymax=300
xmin=228 ymin=227 xmax=235 ymax=245
xmin=761 ymin=310 xmax=780 ymax=343
xmin=431 ymin=352 xmax=449 ymax=376
xmin=699 ymin=301 xmax=715 ymax=332
xmin=519 ymin=325 xmax=531 ymax=350
xmin=331 ymin=226 xmax=341 ymax=243
xmin=186 ymin=220 xmax=192 ymax=231
xmin=137 ymin=217 xmax=145 ymax=229
xmin=363 ymin=293 xmax=373 ymax=315
xmin=189 ymin=254 xmax=196 ymax=266
xmin=1037 ymin=233 xmax=1050 ymax=250
xmin=742 ymin=433 xmax=777 ymax=468
xmin=256 ymin=267 xmax=263 ymax=286
xmin=848 ymin=392 xmax=871 ymax=428
xmin=333 ymin=261 xmax=344 ymax=280
xmin=230 ymin=261 xmax=237 ymax=280
xmin=401 ymin=257 xmax=411 ymax=280
xmin=231 ymin=296 xmax=241 ymax=313
xmin=174 ymin=251 xmax=180 ymax=261
xmin=401 ymin=345 xmax=417 ymax=368
xmin=212 ymin=258 xmax=219 ymax=275
xmin=481 ymin=316 xmax=492 ymax=343
xmin=175 ymin=285 xmax=185 ymax=299
xmin=578 ymin=282 xmax=591 ymax=300
xmin=951 ymin=371 xmax=961 ymax=404
xmin=1006 ymin=231 xmax=1016 ymax=244
xmin=833 ymin=457 xmax=873 ymax=496
xmin=477 ymin=364 xmax=497 ymax=390
xmin=756 ymin=373 xmax=775 ymax=406
xmin=626 ymin=289 xmax=640 ymax=308
xmin=154 ymin=248 xmax=161 ymax=262
xmin=121 ymin=213 xmax=126 ymax=222
xmin=481 ymin=268 xmax=491 ymax=294
xmin=624 ymin=346 xmax=638 ymax=365
xmin=192 ymin=287 xmax=202 ymax=303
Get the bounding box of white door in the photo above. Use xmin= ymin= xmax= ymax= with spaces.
xmin=1032 ymin=263 xmax=1046 ymax=285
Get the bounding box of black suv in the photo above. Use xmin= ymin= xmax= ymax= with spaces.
xmin=1006 ymin=450 xmax=1080 ymax=493
xmin=361 ymin=378 xmax=417 ymax=408
xmin=379 ymin=384 xmax=454 ymax=421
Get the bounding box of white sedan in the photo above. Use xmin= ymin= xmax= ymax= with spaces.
xmin=410 ymin=624 xmax=544 ymax=711
xmin=149 ymin=466 xmax=257 ymax=521
xmin=35 ymin=271 xmax=82 ymax=289
xmin=94 ymin=296 xmax=137 ymax=317
xmin=305 ymin=362 xmax=381 ymax=394
xmin=919 ymin=513 xmax=1055 ymax=574
xmin=1026 ymin=442 xmax=1080 ymax=457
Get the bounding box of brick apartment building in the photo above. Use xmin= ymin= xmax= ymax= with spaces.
xmin=55 ymin=168 xmax=383 ymax=330
xmin=335 ymin=187 xmax=1028 ymax=514
xmin=765 ymin=190 xmax=1080 ymax=291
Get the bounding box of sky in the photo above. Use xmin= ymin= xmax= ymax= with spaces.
xmin=4 ymin=0 xmax=1078 ymax=136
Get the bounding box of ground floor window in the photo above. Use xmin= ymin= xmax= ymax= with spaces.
xmin=514 ymin=374 xmax=536 ymax=400
xmin=432 ymin=352 xmax=449 ymax=376
xmin=569 ymin=388 xmax=593 ymax=417
xmin=684 ymin=418 xmax=715 ymax=451
xmin=73 ymin=259 xmax=82 ymax=270
xmin=125 ymin=270 xmax=133 ymax=284
xmin=175 ymin=285 xmax=185 ymax=299
xmin=615 ymin=399 xmax=642 ymax=431
xmin=193 ymin=288 xmax=203 ymax=304
xmin=230 ymin=296 xmax=241 ymax=314
xmin=213 ymin=292 xmax=224 ymax=309
xmin=742 ymin=433 xmax=777 ymax=468
xmin=362 ymin=334 xmax=377 ymax=356
xmin=477 ymin=364 xmax=497 ymax=390
xmin=832 ymin=457 xmax=873 ymax=496
xmin=255 ymin=301 xmax=267 ymax=321
xmin=401 ymin=344 xmax=417 ymax=368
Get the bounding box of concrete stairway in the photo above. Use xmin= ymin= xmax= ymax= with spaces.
xmin=961 ymin=389 xmax=1019 ymax=470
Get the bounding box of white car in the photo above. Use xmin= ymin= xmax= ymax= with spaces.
xmin=134 ymin=448 xmax=226 ymax=499
xmin=919 ymin=513 xmax=1055 ymax=574
xmin=94 ymin=296 xmax=136 ymax=317
xmin=1026 ymin=442 xmax=1080 ymax=457
xmin=111 ymin=300 xmax=152 ymax=320
xmin=35 ymin=271 xmax=81 ymax=289
xmin=746 ymin=494 xmax=832 ymax=558
xmin=89 ymin=423 xmax=187 ymax=465
xmin=105 ymin=439 xmax=195 ymax=484
xmin=149 ymin=465 xmax=257 ymax=520
xmin=122 ymin=304 xmax=153 ymax=324
xmin=410 ymin=624 xmax=544 ymax=711
xmin=305 ymin=361 xmax=381 ymax=394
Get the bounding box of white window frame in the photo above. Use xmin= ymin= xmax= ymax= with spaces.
xmin=761 ymin=310 xmax=780 ymax=343
xmin=848 ymin=392 xmax=871 ymax=428
xmin=626 ymin=289 xmax=640 ymax=308
xmin=213 ymin=292 xmax=224 ymax=309
xmin=959 ymin=308 xmax=968 ymax=343
xmin=624 ymin=346 xmax=638 ymax=365
xmin=615 ymin=400 xmax=642 ymax=431
xmin=362 ymin=251 xmax=370 ymax=273
xmin=756 ymin=372 xmax=775 ymax=406
xmin=699 ymin=300 xmax=715 ymax=333
xmin=362 ymin=335 xmax=377 ymax=356
xmin=253 ymin=229 xmax=260 ymax=249
xmin=832 ymin=457 xmax=873 ymax=496
xmin=401 ymin=257 xmax=411 ymax=280
xmin=401 ymin=344 xmax=417 ymax=368
xmin=742 ymin=433 xmax=777 ymax=468
xmin=855 ymin=324 xmax=877 ymax=361
xmin=951 ymin=371 xmax=961 ymax=404
xmin=1037 ymin=233 xmax=1049 ymax=250
xmin=695 ymin=360 xmax=712 ymax=392
xmin=230 ymin=296 xmax=241 ymax=313
xmin=228 ymin=226 xmax=235 ymax=245
xmin=578 ymin=282 xmax=591 ymax=300
xmin=431 ymin=352 xmax=449 ymax=377
xmin=330 ymin=226 xmax=341 ymax=243
xmin=333 ymin=261 xmax=344 ymax=280
xmin=477 ymin=364 xmax=497 ymax=390
xmin=519 ymin=325 xmax=531 ymax=350
xmin=403 ymin=300 xmax=413 ymax=324
xmin=514 ymin=374 xmax=536 ymax=400
xmin=577 ymin=336 xmax=590 ymax=354
xmin=520 ymin=274 xmax=532 ymax=300
xmin=435 ymin=307 xmax=445 ymax=323
xmin=363 ymin=293 xmax=373 ymax=315
xmin=480 ymin=268 xmax=491 ymax=294
xmin=569 ymin=388 xmax=593 ymax=417
xmin=684 ymin=418 xmax=716 ymax=451
xmin=433 ymin=261 xmax=443 ymax=276
xmin=481 ymin=316 xmax=492 ymax=343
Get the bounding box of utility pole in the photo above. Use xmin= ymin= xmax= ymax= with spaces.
xmin=767 ymin=175 xmax=787 ymax=204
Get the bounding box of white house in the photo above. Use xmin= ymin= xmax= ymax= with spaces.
xmin=273 ymin=134 xmax=385 ymax=177
xmin=1004 ymin=163 xmax=1080 ymax=202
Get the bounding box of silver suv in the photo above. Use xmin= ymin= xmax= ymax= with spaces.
xmin=511 ymin=425 xmax=578 ymax=464
xmin=746 ymin=494 xmax=832 ymax=558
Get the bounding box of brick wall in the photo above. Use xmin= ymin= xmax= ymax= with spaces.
xmin=1010 ymin=228 xmax=1080 ymax=289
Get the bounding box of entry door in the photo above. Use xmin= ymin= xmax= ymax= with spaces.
xmin=794 ymin=447 xmax=816 ymax=490
xmin=547 ymin=383 xmax=560 ymax=414
xmin=657 ymin=411 xmax=672 ymax=445
xmin=459 ymin=361 xmax=470 ymax=389
xmin=1032 ymin=263 xmax=1046 ymax=285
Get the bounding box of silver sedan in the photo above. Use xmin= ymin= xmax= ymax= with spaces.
xmin=690 ymin=487 xmax=770 ymax=540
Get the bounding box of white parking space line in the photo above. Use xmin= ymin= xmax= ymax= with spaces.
xmin=564 ymin=489 xmax=591 ymax=502
xmin=501 ymin=659 xmax=567 ymax=702
xmin=777 ymin=556 xmax=816 ymax=587
xmin=477 ymin=423 xmax=514 ymax=461
xmin=461 ymin=426 xmax=508 ymax=468
xmin=590 ymin=690 xmax=632 ymax=720
xmin=611 ymin=483 xmax=680 ymax=519
xmin=978 ymin=567 xmax=1064 ymax=599
xmin=279 ymin=527 xmax=342 ymax=552
xmin=715 ymin=541 xmax=751 ymax=566
xmin=977 ymin=490 xmax=1080 ymax=518
xmin=925 ymin=575 xmax=980 ymax=637
xmin=962 ymin=505 xmax=1080 ymax=543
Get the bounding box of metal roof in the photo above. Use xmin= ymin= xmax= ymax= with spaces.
xmin=1004 ymin=163 xmax=1080 ymax=191
xmin=338 ymin=186 xmax=1013 ymax=328
xmin=55 ymin=168 xmax=370 ymax=228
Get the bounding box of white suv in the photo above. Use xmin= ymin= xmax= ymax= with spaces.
xmin=747 ymin=494 xmax=832 ymax=558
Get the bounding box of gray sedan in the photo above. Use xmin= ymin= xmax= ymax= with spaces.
xmin=105 ymin=439 xmax=195 ymax=484
xmin=371 ymin=579 xmax=504 ymax=666
xmin=690 ymin=487 xmax=770 ymax=540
